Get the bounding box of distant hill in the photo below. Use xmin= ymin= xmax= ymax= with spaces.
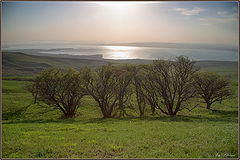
xmin=2 ymin=52 xmax=153 ymax=76
xmin=6 ymin=49 xmax=104 ymax=60
xmin=2 ymin=52 xmax=109 ymax=76
xmin=2 ymin=52 xmax=238 ymax=81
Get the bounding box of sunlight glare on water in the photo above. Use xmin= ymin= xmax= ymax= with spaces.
xmin=104 ymin=45 xmax=137 ymax=59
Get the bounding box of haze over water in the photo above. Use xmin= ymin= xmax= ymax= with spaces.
xmin=3 ymin=42 xmax=238 ymax=61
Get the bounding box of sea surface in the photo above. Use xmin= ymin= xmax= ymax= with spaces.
xmin=3 ymin=42 xmax=238 ymax=61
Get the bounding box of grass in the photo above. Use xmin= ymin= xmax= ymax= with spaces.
xmin=1 ymin=77 xmax=238 ymax=158
xmin=1 ymin=54 xmax=239 ymax=158
xmin=2 ymin=117 xmax=238 ymax=158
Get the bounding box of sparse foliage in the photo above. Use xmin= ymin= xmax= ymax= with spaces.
xmin=194 ymin=71 xmax=232 ymax=109
xmin=28 ymin=56 xmax=234 ymax=118
xmin=113 ymin=64 xmax=134 ymax=117
xmin=132 ymin=65 xmax=147 ymax=117
xmin=132 ymin=64 xmax=157 ymax=117
xmin=28 ymin=68 xmax=86 ymax=118
xmin=81 ymin=65 xmax=118 ymax=118
xmin=147 ymin=56 xmax=199 ymax=115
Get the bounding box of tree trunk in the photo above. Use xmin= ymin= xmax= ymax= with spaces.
xmin=104 ymin=112 xmax=112 ymax=118
xmin=118 ymin=99 xmax=125 ymax=117
xmin=137 ymin=97 xmax=145 ymax=117
xmin=139 ymin=109 xmax=144 ymax=117
xmin=206 ymin=102 xmax=211 ymax=109
xmin=151 ymin=106 xmax=155 ymax=115
xmin=100 ymin=105 xmax=107 ymax=118
xmin=168 ymin=104 xmax=176 ymax=116
xmin=101 ymin=105 xmax=112 ymax=118
xmin=169 ymin=112 xmax=176 ymax=116
xmin=168 ymin=106 xmax=174 ymax=115
xmin=64 ymin=111 xmax=75 ymax=118
xmin=34 ymin=96 xmax=37 ymax=104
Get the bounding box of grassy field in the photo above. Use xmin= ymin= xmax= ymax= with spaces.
xmin=2 ymin=52 xmax=238 ymax=158
xmin=2 ymin=75 xmax=238 ymax=158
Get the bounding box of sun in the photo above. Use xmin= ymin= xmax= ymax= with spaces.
xmin=95 ymin=1 xmax=159 ymax=12
xmin=98 ymin=2 xmax=135 ymax=12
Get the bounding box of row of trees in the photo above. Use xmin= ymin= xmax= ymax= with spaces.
xmin=28 ymin=56 xmax=232 ymax=118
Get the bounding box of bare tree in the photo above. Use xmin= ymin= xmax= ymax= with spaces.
xmin=28 ymin=68 xmax=87 ymax=118
xmin=80 ymin=65 xmax=118 ymax=118
xmin=147 ymin=56 xmax=199 ymax=115
xmin=194 ymin=71 xmax=232 ymax=109
xmin=113 ymin=64 xmax=134 ymax=117
xmin=139 ymin=65 xmax=159 ymax=115
xmin=132 ymin=65 xmax=147 ymax=117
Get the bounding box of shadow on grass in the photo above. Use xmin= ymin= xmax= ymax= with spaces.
xmin=210 ymin=109 xmax=238 ymax=117
xmin=2 ymin=110 xmax=238 ymax=125
xmin=143 ymin=114 xmax=238 ymax=123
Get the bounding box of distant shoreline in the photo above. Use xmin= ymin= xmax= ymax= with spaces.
xmin=2 ymin=51 xmax=238 ymax=62
xmin=2 ymin=42 xmax=238 ymax=51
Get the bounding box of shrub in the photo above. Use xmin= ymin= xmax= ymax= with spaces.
xmin=146 ymin=56 xmax=199 ymax=115
xmin=28 ymin=68 xmax=86 ymax=118
xmin=194 ymin=71 xmax=232 ymax=109
xmin=80 ymin=65 xmax=118 ymax=118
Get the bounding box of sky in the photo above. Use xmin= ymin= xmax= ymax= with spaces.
xmin=2 ymin=1 xmax=239 ymax=46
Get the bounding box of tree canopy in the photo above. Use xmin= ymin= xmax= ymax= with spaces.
xmin=29 ymin=56 xmax=233 ymax=118
xmin=29 ymin=68 xmax=86 ymax=117
xmin=194 ymin=71 xmax=232 ymax=109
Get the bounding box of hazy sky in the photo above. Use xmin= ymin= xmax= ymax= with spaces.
xmin=2 ymin=1 xmax=239 ymax=46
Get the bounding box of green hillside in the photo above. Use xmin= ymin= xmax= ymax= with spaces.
xmin=2 ymin=52 xmax=238 ymax=158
